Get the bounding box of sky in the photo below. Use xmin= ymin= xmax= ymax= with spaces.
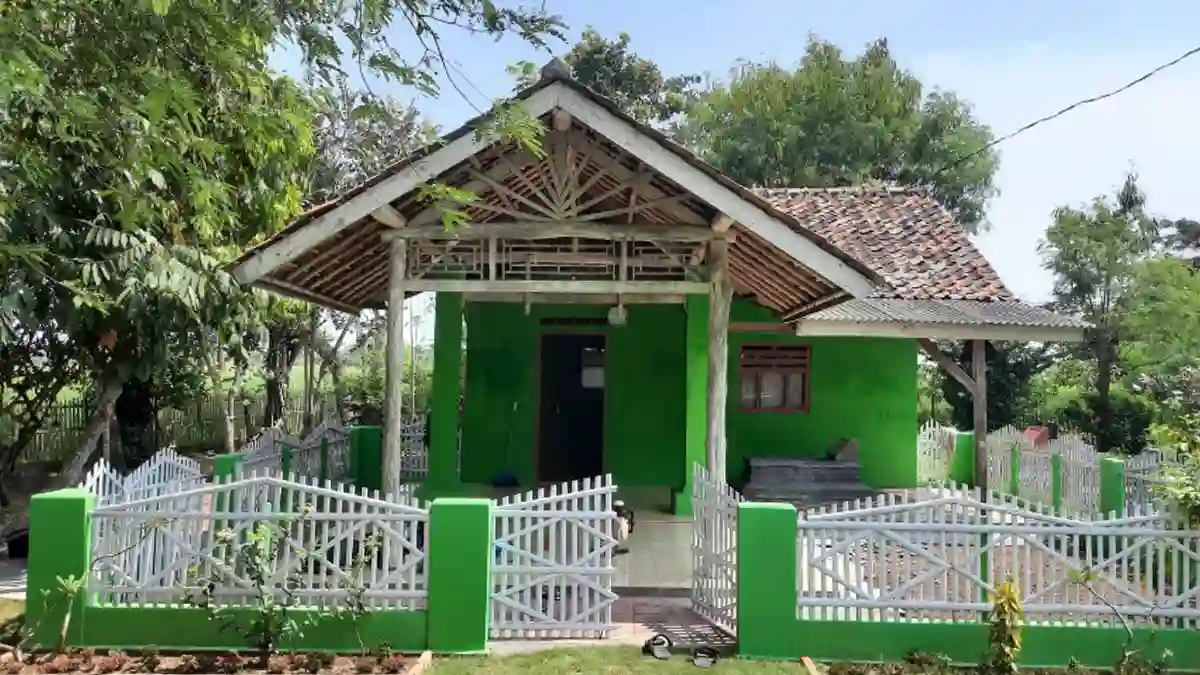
xmin=278 ymin=0 xmax=1200 ymax=341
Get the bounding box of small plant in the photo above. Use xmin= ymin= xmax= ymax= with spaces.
xmin=1071 ymin=566 xmax=1173 ymax=675
xmin=183 ymin=506 xmax=316 ymax=658
xmin=985 ymin=575 xmax=1023 ymax=675
xmin=182 ymin=499 xmax=382 ymax=660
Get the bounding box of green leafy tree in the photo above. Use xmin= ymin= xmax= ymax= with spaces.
xmin=1122 ymin=256 xmax=1200 ymax=377
xmin=677 ymin=36 xmax=998 ymax=232
xmin=939 ymin=341 xmax=1054 ymax=432
xmin=0 ymin=0 xmax=565 ymax=485
xmin=562 ymin=28 xmax=702 ymax=126
xmin=1039 ymin=173 xmax=1158 ymax=452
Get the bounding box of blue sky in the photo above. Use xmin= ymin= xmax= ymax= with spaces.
xmin=279 ymin=1 xmax=1200 ymax=336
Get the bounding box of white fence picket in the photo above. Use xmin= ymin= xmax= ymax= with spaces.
xmin=82 ymin=448 xmax=205 ymax=506
xmin=89 ymin=472 xmax=429 ymax=610
xmin=916 ymin=422 xmax=957 ymax=484
xmin=490 ymin=475 xmax=618 ymax=639
xmin=796 ymin=483 xmax=1200 ymax=627
xmin=690 ymin=463 xmax=742 ymax=635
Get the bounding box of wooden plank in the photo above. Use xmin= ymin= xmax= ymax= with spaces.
xmin=372 ymin=204 xmax=406 ymax=228
xmin=233 ymin=85 xmax=563 ymax=284
xmin=556 ymin=85 xmax=878 ymax=299
xmin=972 ymin=339 xmax=988 ymax=493
xmin=382 ymin=221 xmax=719 ymax=242
xmin=917 ymin=338 xmax=975 ymax=392
xmin=404 ymin=279 xmax=709 ymax=294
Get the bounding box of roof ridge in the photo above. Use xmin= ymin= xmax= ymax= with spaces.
xmin=753 ymin=184 xmax=925 ymax=196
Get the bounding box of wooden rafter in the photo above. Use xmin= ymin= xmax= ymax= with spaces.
xmin=918 ymin=338 xmax=990 ymax=492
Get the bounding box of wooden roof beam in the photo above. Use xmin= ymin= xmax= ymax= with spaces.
xmin=380 ymin=221 xmax=723 ymax=242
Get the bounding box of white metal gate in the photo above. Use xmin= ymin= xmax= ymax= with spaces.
xmin=690 ymin=463 xmax=741 ymax=634
xmin=490 ymin=475 xmax=619 ymax=639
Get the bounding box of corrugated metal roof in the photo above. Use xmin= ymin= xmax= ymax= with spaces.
xmin=805 ymin=299 xmax=1090 ymax=329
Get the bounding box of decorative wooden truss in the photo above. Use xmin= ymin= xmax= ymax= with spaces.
xmin=249 ymin=114 xmax=867 ymax=316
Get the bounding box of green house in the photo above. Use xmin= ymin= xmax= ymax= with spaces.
xmin=232 ymin=61 xmax=1086 ymax=513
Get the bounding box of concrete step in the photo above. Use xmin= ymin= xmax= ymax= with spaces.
xmin=746 ymin=457 xmax=861 ymax=484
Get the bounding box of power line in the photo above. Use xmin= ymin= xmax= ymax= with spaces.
xmin=931 ymin=44 xmax=1200 ymax=178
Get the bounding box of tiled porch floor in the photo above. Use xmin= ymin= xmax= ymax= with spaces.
xmin=614 ymin=514 xmax=693 ymax=591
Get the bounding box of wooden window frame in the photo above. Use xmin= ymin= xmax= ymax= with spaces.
xmin=738 ymin=344 xmax=811 ymax=413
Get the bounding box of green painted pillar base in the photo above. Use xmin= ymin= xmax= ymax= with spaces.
xmin=426 ymin=498 xmax=492 ymax=653
xmin=429 ymin=292 xmax=464 ymax=491
xmin=27 ymin=489 xmax=94 ymax=650
xmin=949 ymin=431 xmax=976 ymax=486
xmin=672 ymin=489 xmax=695 ymax=517
xmin=1099 ymin=457 xmax=1126 ymax=517
xmin=737 ymin=502 xmax=799 ymax=659
xmin=349 ymin=426 xmax=382 ymax=490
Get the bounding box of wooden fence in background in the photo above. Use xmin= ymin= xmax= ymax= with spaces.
xmin=6 ymin=394 xmax=339 ymax=463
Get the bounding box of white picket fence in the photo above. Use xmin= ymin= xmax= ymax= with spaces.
xmin=240 ymin=423 xmax=351 ymax=481
xmin=81 ymin=448 xmax=205 ymax=506
xmin=691 ymin=463 xmax=742 ymax=635
xmin=490 ymin=474 xmax=619 ymax=639
xmin=916 ymin=421 xmax=957 ymax=484
xmin=986 ymin=426 xmax=1168 ymax=513
xmin=89 ymin=472 xmax=429 ymax=610
xmin=796 ymin=484 xmax=1200 ymax=628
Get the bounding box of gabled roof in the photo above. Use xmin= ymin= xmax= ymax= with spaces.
xmin=758 ymin=186 xmax=1012 ymax=301
xmin=231 ymin=63 xmax=881 ymax=311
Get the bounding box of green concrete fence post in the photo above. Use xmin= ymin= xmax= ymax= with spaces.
xmin=737 ymin=502 xmax=798 ymax=660
xmin=280 ymin=441 xmax=294 ymax=477
xmin=1051 ymin=452 xmax=1063 ymax=515
xmin=349 ymin=426 xmax=382 ymax=490
xmin=426 ymin=497 xmax=492 ymax=653
xmin=950 ymin=431 xmax=976 ymax=487
xmin=211 ymin=453 xmax=244 ymax=518
xmin=319 ymin=436 xmax=330 ymax=483
xmin=1008 ymin=443 xmax=1021 ymax=497
xmin=27 ymin=489 xmax=94 ymax=650
xmin=1099 ymin=457 xmax=1126 ymax=518
xmin=676 ymin=294 xmax=710 ymax=515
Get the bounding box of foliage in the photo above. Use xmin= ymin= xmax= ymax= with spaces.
xmin=677 ymin=36 xmax=999 ymax=232
xmin=1040 ymin=174 xmax=1157 ymax=452
xmin=939 ymin=341 xmax=1053 ymax=432
xmin=0 ymin=0 xmax=566 ymax=476
xmin=305 ymin=87 xmax=437 ymax=206
xmin=183 ymin=504 xmax=380 ymax=657
xmin=1121 ymin=257 xmax=1200 ymax=378
xmin=562 ymin=28 xmax=702 ymax=127
xmin=1054 ymin=385 xmax=1155 ymax=454
xmin=985 ymin=576 xmax=1023 ymax=675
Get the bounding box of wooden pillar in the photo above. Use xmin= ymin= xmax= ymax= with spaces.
xmin=707 ymin=217 xmax=733 ymax=483
xmin=917 ymin=338 xmax=989 ymax=491
xmin=383 ymin=237 xmax=407 ymax=498
xmin=971 ymin=339 xmax=988 ymax=493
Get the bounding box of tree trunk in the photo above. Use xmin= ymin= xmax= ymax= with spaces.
xmin=58 ymin=379 xmax=124 ymax=488
xmin=1094 ymin=330 xmax=1115 ymax=453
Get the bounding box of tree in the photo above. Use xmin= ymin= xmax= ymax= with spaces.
xmin=1038 ymin=173 xmax=1158 ymax=452
xmin=0 ymin=0 xmax=566 ymax=487
xmin=676 ymin=36 xmax=998 ymax=232
xmin=305 ymin=87 xmax=437 ymax=205
xmin=562 ymin=28 xmax=702 ymax=127
xmin=1122 ymin=256 xmax=1200 ymax=377
xmin=939 ymin=341 xmax=1053 ymax=432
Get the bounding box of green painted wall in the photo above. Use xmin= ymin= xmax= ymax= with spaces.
xmin=459 ymin=302 xmax=686 ymax=488
xmin=460 ymin=299 xmax=919 ymax=490
xmin=726 ymin=302 xmax=919 ymax=488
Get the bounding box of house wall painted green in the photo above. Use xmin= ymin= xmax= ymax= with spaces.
xmin=457 ymin=297 xmax=919 ymax=491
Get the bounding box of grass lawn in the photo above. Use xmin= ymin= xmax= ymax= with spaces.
xmin=427 ymin=647 xmax=816 ymax=675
